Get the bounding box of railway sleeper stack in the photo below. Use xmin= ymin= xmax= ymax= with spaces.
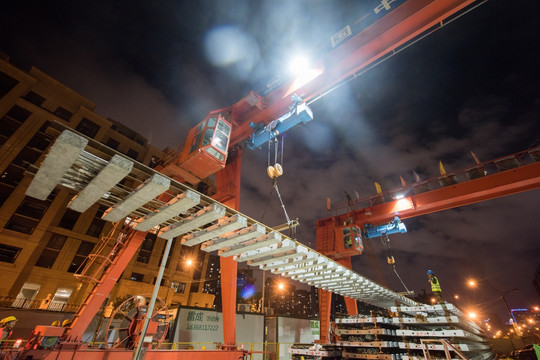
xmin=290 ymin=303 xmax=495 ymax=360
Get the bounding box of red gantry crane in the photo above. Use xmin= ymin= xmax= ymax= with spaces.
xmin=315 ymin=146 xmax=540 ymax=342
xmin=16 ymin=0 xmax=501 ymax=358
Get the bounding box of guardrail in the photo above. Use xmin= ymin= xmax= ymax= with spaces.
xmin=330 ymin=146 xmax=540 ymax=216
xmin=82 ymin=341 xmax=292 ymax=360
xmin=0 ymin=296 xmax=79 ymax=312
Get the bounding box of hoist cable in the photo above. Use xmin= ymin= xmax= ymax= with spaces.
xmin=274 ymin=138 xmax=278 ymax=165
xmin=267 ymin=139 xmax=271 ymax=168
xmin=273 ymin=180 xmax=291 ymax=225
xmin=381 ymin=234 xmax=411 ymax=293
xmin=393 ymin=265 xmax=411 ymax=294
xmin=259 ymin=185 xmax=275 ymax=223
xmin=280 ymin=136 xmax=284 ymax=165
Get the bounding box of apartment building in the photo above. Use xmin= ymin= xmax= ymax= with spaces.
xmin=0 ymin=54 xmax=215 ymax=313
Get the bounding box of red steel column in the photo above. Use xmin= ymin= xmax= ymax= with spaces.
xmin=337 ymin=257 xmax=358 ymax=316
xmin=215 ymin=148 xmax=243 ymax=347
xmin=66 ymin=230 xmax=146 ymax=342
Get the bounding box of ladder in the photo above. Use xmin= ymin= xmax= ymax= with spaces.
xmin=420 ymin=339 xmax=469 ymax=360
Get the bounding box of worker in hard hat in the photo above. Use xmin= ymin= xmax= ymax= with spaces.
xmin=427 ymin=270 xmax=443 ymax=303
xmin=0 ymin=315 xmax=17 ymax=348
xmin=62 ymin=319 xmax=72 ymax=327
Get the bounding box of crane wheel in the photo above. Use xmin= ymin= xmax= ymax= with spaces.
xmin=274 ymin=163 xmax=283 ymax=177
xmin=105 ymin=295 xmax=170 ymax=350
xmin=267 ymin=166 xmax=276 ymax=179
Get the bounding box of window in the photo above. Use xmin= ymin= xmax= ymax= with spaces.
xmin=53 ymin=106 xmax=73 ymax=121
xmin=137 ymin=233 xmax=156 ymax=264
xmin=67 ymin=241 xmax=95 ymax=273
xmin=159 ymin=239 xmax=175 ymax=268
xmin=130 ymin=272 xmax=144 ymax=282
xmin=87 ymin=217 xmax=106 ymax=237
xmin=126 ymin=148 xmax=139 ymax=161
xmin=1 ymin=164 xmax=25 ymax=187
xmin=75 ymin=117 xmax=100 ymax=138
xmin=0 ymin=106 xmax=31 ymax=140
xmin=0 ymin=71 xmax=18 ymax=98
xmin=35 ymin=234 xmax=67 ymax=268
xmin=12 ymin=147 xmax=42 ymax=168
xmin=6 ymin=105 xmax=31 ymax=123
xmin=58 ymin=208 xmax=80 ymax=230
xmin=15 ymin=197 xmax=49 ymax=219
xmin=23 ymin=91 xmax=46 ymax=106
xmin=105 ymin=138 xmax=120 ymax=150
xmin=171 ymin=281 xmax=186 ymax=294
xmin=0 ymin=183 xmax=14 ymax=206
xmin=87 ymin=205 xmax=107 ymax=237
xmin=152 ymin=277 xmax=166 ymax=286
xmin=0 ymin=243 xmax=22 ymax=263
xmin=4 ymin=196 xmax=49 ymax=234
xmin=26 ymin=131 xmax=53 ymax=151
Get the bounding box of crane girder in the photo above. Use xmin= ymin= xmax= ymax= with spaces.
xmin=228 ymin=0 xmax=481 ymax=146
xmin=330 ymin=160 xmax=540 ymax=228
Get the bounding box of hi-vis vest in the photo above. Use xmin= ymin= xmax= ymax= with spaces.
xmin=431 ymin=276 xmax=441 ymax=292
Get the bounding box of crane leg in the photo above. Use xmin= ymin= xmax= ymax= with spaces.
xmin=337 ymin=257 xmax=358 ymax=315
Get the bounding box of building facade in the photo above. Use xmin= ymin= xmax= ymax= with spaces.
xmin=0 ymin=54 xmax=214 ymax=314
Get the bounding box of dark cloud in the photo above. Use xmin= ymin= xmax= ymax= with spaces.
xmin=1 ymin=0 xmax=540 ymax=321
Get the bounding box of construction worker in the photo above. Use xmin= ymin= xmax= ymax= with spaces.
xmin=0 ymin=316 xmax=17 ymax=348
xmin=427 ymin=270 xmax=443 ymax=303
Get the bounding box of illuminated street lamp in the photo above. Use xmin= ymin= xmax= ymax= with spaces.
xmin=467 ymin=279 xmax=522 ymax=337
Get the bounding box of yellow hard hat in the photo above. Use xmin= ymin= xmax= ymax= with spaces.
xmin=2 ymin=316 xmax=17 ymax=323
xmin=51 ymin=320 xmax=60 ymax=326
xmin=62 ymin=319 xmax=72 ymax=327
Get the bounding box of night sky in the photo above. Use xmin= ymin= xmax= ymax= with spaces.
xmin=2 ymin=0 xmax=540 ymax=323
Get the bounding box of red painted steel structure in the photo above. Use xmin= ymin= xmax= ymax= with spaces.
xmin=21 ymin=0 xmax=491 ymax=357
xmin=155 ymin=0 xmax=486 ymax=350
xmin=315 ymin=148 xmax=540 ymax=342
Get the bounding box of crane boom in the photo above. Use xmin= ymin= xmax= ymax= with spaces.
xmin=227 ymin=0 xmax=483 ymax=146
xmin=319 ymin=147 xmax=540 ymax=234
xmin=163 ymin=0 xmax=485 ymax=185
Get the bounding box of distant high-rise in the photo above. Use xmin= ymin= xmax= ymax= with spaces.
xmin=533 ymin=263 xmax=540 ymax=297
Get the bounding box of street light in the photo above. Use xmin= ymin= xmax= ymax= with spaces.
xmin=467 ymin=278 xmax=522 ymax=337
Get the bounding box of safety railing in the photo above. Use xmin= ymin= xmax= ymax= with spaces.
xmin=329 ymin=145 xmax=540 ymax=216
xmin=0 ymin=340 xmax=297 ymax=359
xmin=0 ymin=296 xmax=80 ymax=313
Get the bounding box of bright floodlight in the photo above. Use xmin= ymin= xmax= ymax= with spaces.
xmin=289 ymin=56 xmax=309 ymax=75
xmin=186 ymin=259 xmax=193 ymax=267
xmin=278 ymin=282 xmax=285 ymax=290
xmin=468 ymin=311 xmax=477 ymax=319
xmin=394 ymin=194 xmax=404 ymax=200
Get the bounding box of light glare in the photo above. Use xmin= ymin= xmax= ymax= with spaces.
xmin=289 ymin=56 xmax=309 ymax=75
